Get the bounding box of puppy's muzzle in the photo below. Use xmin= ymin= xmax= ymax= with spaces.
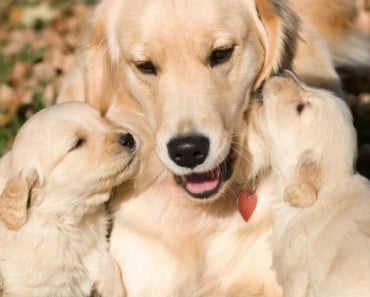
xmin=167 ymin=134 xmax=209 ymax=169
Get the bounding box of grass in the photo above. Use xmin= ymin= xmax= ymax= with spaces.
xmin=0 ymin=46 xmax=46 ymax=156
xmin=0 ymin=48 xmax=44 ymax=83
xmin=0 ymin=0 xmax=95 ymax=156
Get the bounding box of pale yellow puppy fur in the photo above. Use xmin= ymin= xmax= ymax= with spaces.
xmin=248 ymin=72 xmax=370 ymax=297
xmin=0 ymin=102 xmax=141 ymax=297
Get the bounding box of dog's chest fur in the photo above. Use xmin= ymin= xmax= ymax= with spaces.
xmin=0 ymin=206 xmax=108 ymax=297
xmin=111 ymin=174 xmax=282 ymax=296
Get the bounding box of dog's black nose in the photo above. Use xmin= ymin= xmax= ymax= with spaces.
xmin=119 ymin=133 xmax=136 ymax=150
xmin=167 ymin=135 xmax=209 ymax=169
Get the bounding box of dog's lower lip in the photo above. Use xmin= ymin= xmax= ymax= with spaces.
xmin=174 ymin=152 xmax=233 ymax=199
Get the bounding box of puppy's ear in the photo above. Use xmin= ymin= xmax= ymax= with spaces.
xmin=284 ymin=156 xmax=321 ymax=208
xmin=253 ymin=0 xmax=300 ymax=88
xmin=0 ymin=171 xmax=37 ymax=231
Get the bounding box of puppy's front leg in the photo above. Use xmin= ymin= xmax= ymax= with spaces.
xmin=84 ymin=245 xmax=125 ymax=297
xmin=94 ymin=253 xmax=125 ymax=297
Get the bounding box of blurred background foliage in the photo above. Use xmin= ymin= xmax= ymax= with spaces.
xmin=0 ymin=0 xmax=96 ymax=154
xmin=0 ymin=0 xmax=369 ymax=177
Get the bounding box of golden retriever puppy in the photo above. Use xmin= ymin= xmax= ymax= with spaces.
xmin=0 ymin=102 xmax=139 ymax=297
xmin=248 ymin=72 xmax=370 ymax=297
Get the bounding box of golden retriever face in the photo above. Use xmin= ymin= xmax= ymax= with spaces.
xmin=114 ymin=0 xmax=264 ymax=199
xmin=0 ymin=102 xmax=138 ymax=230
xmin=88 ymin=0 xmax=299 ymax=200
xmin=256 ymin=72 xmax=357 ymax=182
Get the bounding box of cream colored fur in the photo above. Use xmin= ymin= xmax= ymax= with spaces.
xmin=102 ymin=102 xmax=280 ymax=297
xmin=56 ymin=0 xmax=370 ymax=107
xmin=291 ymin=0 xmax=370 ymax=68
xmin=248 ymin=72 xmax=370 ymax=297
xmin=54 ymin=1 xmax=370 ymax=296
xmin=0 ymin=102 xmax=142 ymax=297
xmin=61 ymin=1 xmax=294 ymax=295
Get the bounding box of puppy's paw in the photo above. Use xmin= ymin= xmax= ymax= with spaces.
xmin=284 ymin=182 xmax=318 ymax=208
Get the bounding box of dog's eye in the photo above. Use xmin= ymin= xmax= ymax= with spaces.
xmin=209 ymin=46 xmax=234 ymax=67
xmin=296 ymin=103 xmax=305 ymax=114
xmin=69 ymin=137 xmax=86 ymax=151
xmin=135 ymin=61 xmax=157 ymax=75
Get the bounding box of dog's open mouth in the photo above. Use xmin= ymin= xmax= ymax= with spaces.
xmin=174 ymin=152 xmax=233 ymax=199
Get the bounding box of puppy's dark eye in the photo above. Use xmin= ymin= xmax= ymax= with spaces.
xmin=135 ymin=61 xmax=157 ymax=75
xmin=209 ymin=46 xmax=234 ymax=67
xmin=69 ymin=137 xmax=85 ymax=151
xmin=296 ymin=103 xmax=305 ymax=114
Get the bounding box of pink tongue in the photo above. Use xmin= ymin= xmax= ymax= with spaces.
xmin=185 ymin=171 xmax=220 ymax=195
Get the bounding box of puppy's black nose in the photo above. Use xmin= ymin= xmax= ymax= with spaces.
xmin=119 ymin=133 xmax=136 ymax=150
xmin=167 ymin=135 xmax=209 ymax=169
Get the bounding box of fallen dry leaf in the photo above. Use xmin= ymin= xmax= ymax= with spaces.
xmin=8 ymin=61 xmax=31 ymax=88
xmin=20 ymin=3 xmax=58 ymax=28
xmin=0 ymin=84 xmax=19 ymax=126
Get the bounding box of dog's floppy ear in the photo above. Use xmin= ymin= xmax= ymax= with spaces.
xmin=253 ymin=0 xmax=300 ymax=88
xmin=84 ymin=3 xmax=116 ymax=115
xmin=84 ymin=3 xmax=141 ymax=116
xmin=0 ymin=167 xmax=37 ymax=231
xmin=284 ymin=155 xmax=321 ymax=208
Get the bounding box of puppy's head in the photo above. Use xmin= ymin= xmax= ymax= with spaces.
xmin=83 ymin=0 xmax=299 ymax=201
xmin=0 ymin=102 xmax=138 ymax=230
xmin=255 ymin=71 xmax=357 ymax=188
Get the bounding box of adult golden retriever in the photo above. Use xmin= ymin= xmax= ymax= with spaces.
xmin=57 ymin=1 xmax=370 ymax=296
xmin=247 ymin=72 xmax=370 ymax=297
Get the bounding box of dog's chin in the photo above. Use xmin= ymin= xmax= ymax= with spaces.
xmin=174 ymin=151 xmax=233 ymax=200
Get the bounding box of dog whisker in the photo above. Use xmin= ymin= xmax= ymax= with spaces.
xmin=229 ymin=143 xmax=251 ymax=166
